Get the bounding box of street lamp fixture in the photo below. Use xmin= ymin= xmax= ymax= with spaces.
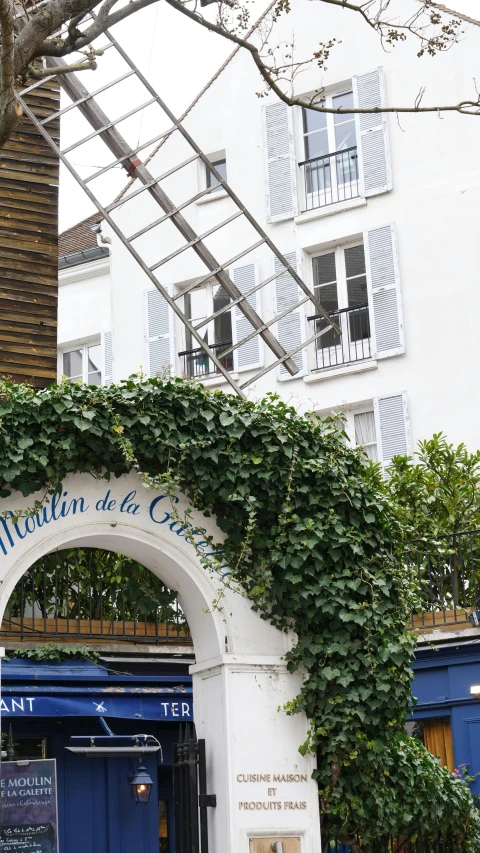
xmin=130 ymin=761 xmax=154 ymax=804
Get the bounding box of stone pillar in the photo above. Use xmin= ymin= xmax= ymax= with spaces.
xmin=191 ymin=655 xmax=322 ymax=853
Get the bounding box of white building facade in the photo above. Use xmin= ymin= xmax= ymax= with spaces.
xmin=58 ymin=0 xmax=480 ymax=464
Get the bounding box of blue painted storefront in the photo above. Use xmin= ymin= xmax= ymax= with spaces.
xmin=0 ymin=658 xmax=194 ymax=853
xmin=411 ymin=639 xmax=480 ymax=795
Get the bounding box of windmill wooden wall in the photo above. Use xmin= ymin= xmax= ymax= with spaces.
xmin=0 ymin=79 xmax=59 ymax=388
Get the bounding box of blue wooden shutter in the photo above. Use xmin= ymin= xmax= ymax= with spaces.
xmin=263 ymin=102 xmax=297 ymax=222
xmin=353 ymin=68 xmax=392 ymax=197
xmin=232 ymin=262 xmax=263 ymax=371
xmin=145 ymin=287 xmax=175 ymax=378
xmin=364 ymin=224 xmax=404 ymax=359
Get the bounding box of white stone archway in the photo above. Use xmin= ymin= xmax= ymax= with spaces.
xmin=0 ymin=472 xmax=321 ymax=852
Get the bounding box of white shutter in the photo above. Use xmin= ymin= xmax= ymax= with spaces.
xmin=231 ymin=262 xmax=263 ymax=371
xmin=353 ymin=68 xmax=392 ymax=197
xmin=374 ymin=392 xmax=410 ymax=470
xmin=274 ymin=252 xmax=306 ymax=379
xmin=101 ymin=330 xmax=113 ymax=386
xmin=145 ymin=286 xmax=175 ymax=378
xmin=364 ymin=224 xmax=404 ymax=359
xmin=262 ymin=102 xmax=297 ymax=222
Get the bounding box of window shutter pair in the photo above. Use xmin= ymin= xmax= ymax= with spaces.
xmin=373 ymin=392 xmax=410 ymax=470
xmin=262 ymin=67 xmax=391 ymax=219
xmin=144 ymin=272 xmax=264 ymax=378
xmin=274 ymin=225 xmax=403 ymax=378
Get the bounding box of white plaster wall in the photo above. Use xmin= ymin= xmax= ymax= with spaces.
xmin=60 ymin=0 xmax=480 ymax=450
xmin=58 ymin=258 xmax=112 ymax=348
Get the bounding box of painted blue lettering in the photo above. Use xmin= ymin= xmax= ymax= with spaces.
xmin=169 ymin=520 xmax=187 ymax=536
xmin=96 ymin=490 xmax=112 ymax=511
xmin=67 ymin=497 xmax=89 ymax=515
xmin=149 ymin=494 xmax=178 ymax=525
xmin=9 ymin=512 xmax=27 ymax=541
xmin=120 ymin=491 xmax=140 ymax=514
xmin=1 ymin=517 xmax=14 ymax=549
xmin=24 ymin=517 xmax=35 ymax=534
xmin=35 ymin=506 xmax=51 ymax=528
xmin=51 ymin=493 xmax=62 ymax=521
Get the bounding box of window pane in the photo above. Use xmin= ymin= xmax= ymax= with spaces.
xmin=206 ymin=159 xmax=227 ymax=191
xmin=63 ymin=349 xmax=82 ymax=379
xmin=313 ymin=254 xmax=339 ymax=350
xmin=305 ymin=128 xmax=329 ymax=161
xmin=354 ymin=411 xmax=376 ymax=445
xmin=313 ymin=253 xmax=336 ymax=287
xmin=303 ymin=107 xmax=327 ymax=135
xmin=213 ymin=285 xmax=233 ymax=371
xmin=344 ymin=245 xmax=366 ymax=278
xmin=347 ymin=275 xmax=368 ymax=307
xmin=159 ymin=799 xmax=169 ymax=853
xmin=354 ymin=411 xmax=378 ymax=461
xmin=213 ymin=286 xmax=232 ymax=343
xmin=185 ymin=288 xmax=208 ymax=322
xmin=334 ymin=121 xmax=357 ymax=152
xmin=88 ymin=344 xmax=101 ymax=374
xmin=88 ymin=371 xmax=102 ymax=386
xmin=333 ymin=91 xmax=354 ymax=122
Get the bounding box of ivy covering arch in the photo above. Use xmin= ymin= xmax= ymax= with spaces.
xmin=0 ymin=376 xmax=478 ymax=851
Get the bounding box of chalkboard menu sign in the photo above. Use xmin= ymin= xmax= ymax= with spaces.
xmin=1 ymin=759 xmax=58 ymax=852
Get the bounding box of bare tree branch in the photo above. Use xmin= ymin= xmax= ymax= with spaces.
xmin=28 ymin=55 xmax=97 ymax=76
xmin=0 ymin=0 xmax=22 ymax=146
xmin=164 ymin=0 xmax=480 ymax=115
xmin=420 ymin=1 xmax=480 ymax=28
xmin=1 ymin=0 xmax=480 ymax=150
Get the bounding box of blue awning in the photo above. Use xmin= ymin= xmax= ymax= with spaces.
xmin=0 ymin=693 xmax=193 ymax=720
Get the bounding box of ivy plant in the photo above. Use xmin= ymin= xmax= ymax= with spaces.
xmin=5 ymin=644 xmax=100 ymax=663
xmin=0 ymin=377 xmax=478 ymax=851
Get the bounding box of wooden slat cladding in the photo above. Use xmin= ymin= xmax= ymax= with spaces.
xmin=0 ymin=78 xmax=59 ymax=389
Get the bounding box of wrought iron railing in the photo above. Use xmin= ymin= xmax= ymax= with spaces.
xmin=307 ymin=304 xmax=371 ymax=371
xmin=299 ymin=145 xmax=360 ymax=211
xmin=406 ymin=530 xmax=480 ymax=630
xmin=1 ymin=550 xmax=192 ymax=644
xmin=179 ymin=340 xmax=233 ymax=379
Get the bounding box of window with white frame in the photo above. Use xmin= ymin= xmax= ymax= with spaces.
xmin=180 ymin=281 xmax=233 ymax=378
xmin=301 ymin=91 xmax=359 ymax=209
xmin=353 ymin=410 xmax=378 ymax=462
xmin=310 ymin=242 xmax=370 ymax=370
xmin=205 ymin=157 xmax=227 ymax=194
xmin=62 ymin=342 xmax=102 ymax=385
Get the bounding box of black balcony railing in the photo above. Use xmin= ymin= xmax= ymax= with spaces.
xmin=308 ymin=304 xmax=371 ymax=371
xmin=1 ymin=550 xmax=192 ymax=645
xmin=406 ymin=530 xmax=480 ymax=630
xmin=299 ymin=145 xmax=360 ymax=212
xmin=179 ymin=340 xmax=233 ymax=379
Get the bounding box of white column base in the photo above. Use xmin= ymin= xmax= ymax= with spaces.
xmin=191 ymin=656 xmax=322 ymax=853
